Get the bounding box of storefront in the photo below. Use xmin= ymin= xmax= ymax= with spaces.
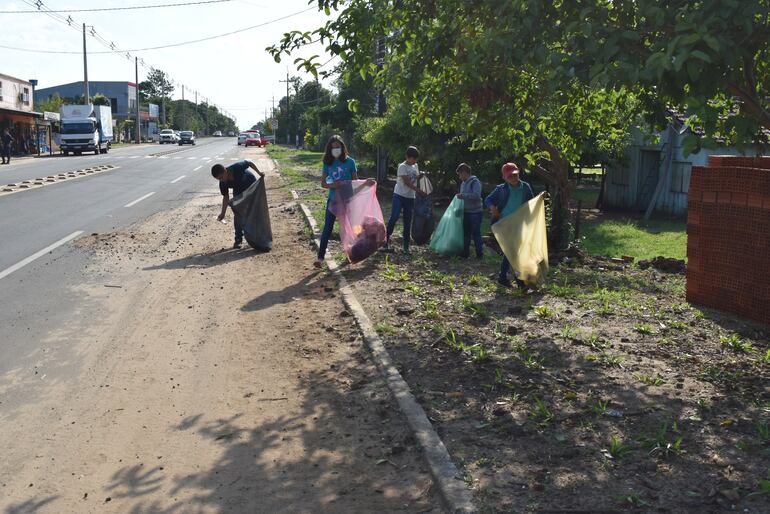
xmin=0 ymin=106 xmax=42 ymax=156
xmin=35 ymin=111 xmax=60 ymax=155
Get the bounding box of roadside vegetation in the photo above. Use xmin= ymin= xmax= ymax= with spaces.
xmin=270 ymin=145 xmax=769 ymax=513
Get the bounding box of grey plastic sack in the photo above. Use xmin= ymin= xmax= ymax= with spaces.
xmin=229 ymin=177 xmax=273 ymax=251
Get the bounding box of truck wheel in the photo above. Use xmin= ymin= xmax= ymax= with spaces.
xmin=63 ymin=150 xmax=69 ymax=156
xmin=75 ymin=151 xmax=82 ymax=156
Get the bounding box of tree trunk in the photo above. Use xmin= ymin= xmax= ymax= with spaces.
xmin=534 ymin=135 xmax=572 ymax=252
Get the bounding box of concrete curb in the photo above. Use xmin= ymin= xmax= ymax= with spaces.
xmin=288 ymin=188 xmax=476 ymax=514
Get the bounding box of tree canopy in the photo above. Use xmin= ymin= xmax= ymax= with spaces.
xmin=268 ymin=0 xmax=641 ymax=249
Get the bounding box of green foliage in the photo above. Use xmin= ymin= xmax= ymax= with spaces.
xmin=138 ymin=68 xmax=174 ymax=100
xmin=530 ymin=397 xmax=554 ymax=424
xmin=720 ymin=333 xmax=754 ymax=354
xmin=34 ymin=92 xmax=65 ymax=113
xmin=91 ymin=93 xmax=109 ymax=106
xmin=268 ymin=0 xmax=642 ymax=250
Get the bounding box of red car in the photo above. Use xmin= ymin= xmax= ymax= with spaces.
xmin=244 ymin=134 xmax=270 ymax=147
xmin=244 ymin=134 xmax=261 ymax=147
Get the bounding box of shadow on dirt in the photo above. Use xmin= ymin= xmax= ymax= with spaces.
xmin=142 ymin=247 xmax=261 ymax=271
xmin=89 ymin=351 xmax=439 ymax=513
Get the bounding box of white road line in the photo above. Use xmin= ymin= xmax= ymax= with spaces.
xmin=124 ymin=191 xmax=155 ymax=208
xmin=0 ymin=231 xmax=84 ymax=281
xmin=230 ymin=158 xmax=238 ymax=161
xmin=159 ymin=156 xmax=168 ymax=159
xmin=193 ymin=165 xmax=202 ymax=171
xmin=130 ymin=155 xmax=140 ymax=159
xmin=144 ymin=155 xmax=153 ymax=158
xmin=187 ymin=157 xmax=196 ymax=160
xmin=173 ymin=156 xmax=182 ymax=160
xmin=171 ymin=175 xmax=186 ymax=183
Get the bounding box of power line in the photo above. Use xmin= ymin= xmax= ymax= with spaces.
xmin=1 ymin=0 xmax=234 ymax=13
xmin=0 ymin=6 xmax=317 ymax=54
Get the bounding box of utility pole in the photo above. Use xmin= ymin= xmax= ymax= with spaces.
xmin=181 ymin=85 xmax=185 ymax=129
xmin=272 ymin=95 xmax=276 ymax=142
xmin=135 ymin=56 xmax=140 ymax=144
xmin=82 ymin=23 xmax=90 ymax=103
xmin=279 ymin=70 xmax=290 ymax=145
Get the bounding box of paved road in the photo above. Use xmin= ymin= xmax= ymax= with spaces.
xmin=0 ymin=137 xmax=242 ymax=387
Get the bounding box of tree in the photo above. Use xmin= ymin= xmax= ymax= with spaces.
xmin=269 ymin=1 xmax=638 ymax=250
xmin=557 ymin=0 xmax=770 ymax=155
xmin=138 ymin=68 xmax=174 ymax=101
xmin=34 ymin=93 xmax=65 ymax=114
xmin=91 ymin=93 xmax=110 ymax=106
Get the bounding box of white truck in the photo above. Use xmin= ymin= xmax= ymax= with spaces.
xmin=59 ymin=104 xmax=114 ymax=156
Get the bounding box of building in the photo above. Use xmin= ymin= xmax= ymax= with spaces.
xmin=35 ymin=80 xmax=137 ymax=123
xmin=603 ymin=119 xmax=764 ymax=217
xmin=0 ymin=73 xmax=41 ymax=155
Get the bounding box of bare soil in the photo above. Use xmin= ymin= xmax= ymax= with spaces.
xmin=0 ymin=149 xmax=441 ymax=513
xmin=332 ymin=240 xmax=770 ymax=513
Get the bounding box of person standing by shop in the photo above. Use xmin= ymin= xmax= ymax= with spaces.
xmin=1 ymin=129 xmax=14 ymax=164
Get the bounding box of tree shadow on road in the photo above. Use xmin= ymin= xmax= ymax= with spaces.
xmin=142 ymin=247 xmax=261 ymax=271
xmin=240 ymin=270 xmax=327 ymax=313
xmin=87 ymin=349 xmax=441 ymax=513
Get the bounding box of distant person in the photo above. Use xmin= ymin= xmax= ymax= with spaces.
xmin=212 ymin=160 xmax=265 ymax=248
xmin=384 ymin=145 xmax=427 ymax=255
xmin=1 ymin=129 xmax=14 ymax=164
xmin=455 ymin=163 xmax=484 ymax=259
xmin=315 ymin=135 xmax=361 ymax=268
xmin=484 ymin=163 xmax=534 ymax=289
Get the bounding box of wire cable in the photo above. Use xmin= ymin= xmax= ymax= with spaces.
xmin=1 ymin=0 xmax=235 ymax=13
xmin=0 ymin=6 xmax=316 ymax=53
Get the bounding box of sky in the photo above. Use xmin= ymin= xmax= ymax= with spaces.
xmin=1 ymin=0 xmax=337 ymax=131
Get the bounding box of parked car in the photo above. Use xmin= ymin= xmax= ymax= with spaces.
xmin=213 ymin=130 xmax=223 ymax=137
xmin=178 ymin=131 xmax=196 ymax=145
xmin=159 ymin=129 xmax=178 ymax=144
xmin=237 ymin=132 xmax=253 ymax=145
xmin=244 ymin=134 xmax=263 ymax=147
xmin=228 ymin=131 xmax=235 ymax=137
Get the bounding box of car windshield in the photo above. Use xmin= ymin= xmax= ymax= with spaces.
xmin=61 ymin=122 xmax=95 ymax=134
xmin=161 ymin=130 xmax=174 ymax=134
xmin=181 ymin=132 xmax=193 ymax=136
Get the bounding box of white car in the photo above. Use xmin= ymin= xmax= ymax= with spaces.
xmin=158 ymin=129 xmax=178 ymax=144
xmin=237 ymin=132 xmax=253 ymax=145
xmin=213 ymin=130 xmax=223 ymax=137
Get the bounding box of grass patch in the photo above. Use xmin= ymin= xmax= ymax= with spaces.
xmin=579 ymin=218 xmax=686 ymax=260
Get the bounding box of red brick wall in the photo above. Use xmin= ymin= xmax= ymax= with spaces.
xmin=686 ymin=155 xmax=770 ymax=325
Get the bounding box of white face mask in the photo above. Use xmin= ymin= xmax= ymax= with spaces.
xmin=331 ymin=148 xmax=342 ymax=158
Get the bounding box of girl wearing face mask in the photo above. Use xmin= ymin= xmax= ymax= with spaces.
xmin=315 ymin=135 xmax=360 ymax=268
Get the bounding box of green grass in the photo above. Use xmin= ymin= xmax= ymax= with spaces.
xmin=579 ymin=218 xmax=687 ymax=260
xmin=572 ymin=187 xmax=600 ymax=206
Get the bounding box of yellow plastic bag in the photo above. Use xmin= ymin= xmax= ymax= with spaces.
xmin=491 ymin=192 xmax=549 ymax=286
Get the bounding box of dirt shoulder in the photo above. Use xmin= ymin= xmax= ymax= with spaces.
xmin=270 ymin=146 xmax=770 ymax=513
xmin=0 ymin=148 xmax=441 ymax=513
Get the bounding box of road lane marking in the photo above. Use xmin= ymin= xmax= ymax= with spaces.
xmin=193 ymin=165 xmax=202 ymax=171
xmin=171 ymin=175 xmax=186 ymax=183
xmin=130 ymin=155 xmax=140 ymax=159
xmin=159 ymin=156 xmax=168 ymax=159
xmin=187 ymin=157 xmax=196 ymax=160
xmin=230 ymin=158 xmax=238 ymax=161
xmin=124 ymin=191 xmax=155 ymax=207
xmin=173 ymin=157 xmax=182 ymax=160
xmin=0 ymin=231 xmax=84 ymax=281
xmin=144 ymin=155 xmax=153 ymax=158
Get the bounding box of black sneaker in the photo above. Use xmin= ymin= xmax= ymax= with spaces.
xmin=233 ymin=241 xmax=242 ymax=249
xmin=497 ymin=277 xmax=513 ymax=288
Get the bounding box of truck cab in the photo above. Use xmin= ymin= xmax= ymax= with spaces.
xmin=59 ymin=104 xmax=113 ymax=156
